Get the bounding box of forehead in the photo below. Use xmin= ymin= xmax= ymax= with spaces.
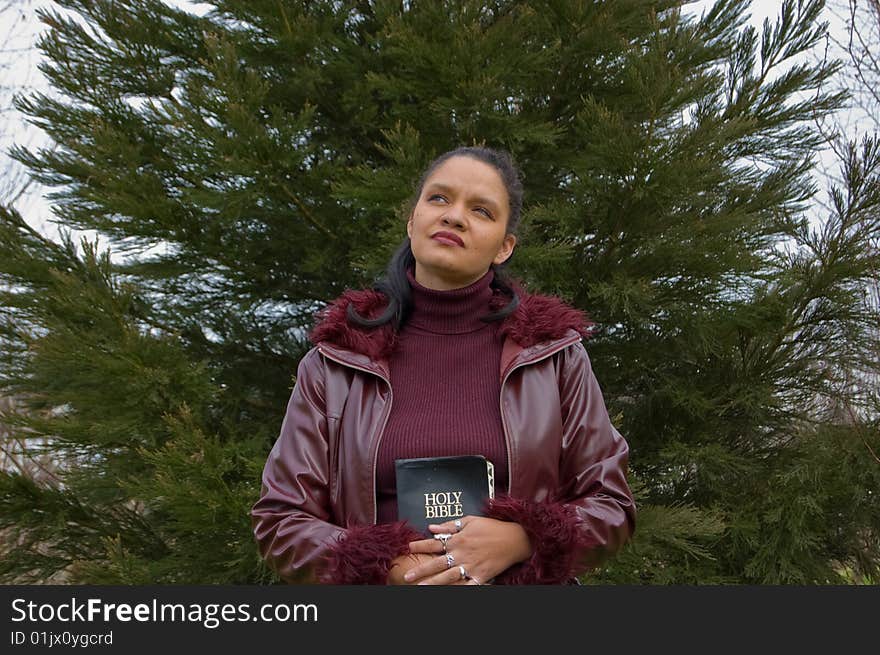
xmin=423 ymin=156 xmax=507 ymax=203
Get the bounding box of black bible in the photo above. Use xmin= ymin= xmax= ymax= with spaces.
xmin=395 ymin=455 xmax=495 ymax=536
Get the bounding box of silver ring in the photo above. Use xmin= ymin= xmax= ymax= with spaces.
xmin=453 ymin=519 xmax=463 ymax=532
xmin=434 ymin=533 xmax=452 ymax=552
xmin=459 ymin=565 xmax=468 ymax=580
xmin=445 ymin=553 xmax=455 ymax=569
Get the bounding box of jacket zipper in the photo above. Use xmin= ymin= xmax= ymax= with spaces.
xmin=317 ymin=346 xmax=391 ymax=525
xmin=498 ymin=333 xmax=583 ymax=495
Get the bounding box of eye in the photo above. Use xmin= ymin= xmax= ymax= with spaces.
xmin=428 ymin=194 xmax=447 ymax=203
xmin=474 ymin=206 xmax=493 ymax=219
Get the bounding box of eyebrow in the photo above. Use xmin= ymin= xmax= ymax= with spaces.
xmin=425 ymin=182 xmax=502 ymax=214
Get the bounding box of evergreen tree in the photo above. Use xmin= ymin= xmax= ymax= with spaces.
xmin=1 ymin=0 xmax=877 ymax=583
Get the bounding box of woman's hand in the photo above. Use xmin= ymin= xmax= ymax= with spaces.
xmin=386 ymin=552 xmax=437 ymax=585
xmin=403 ymin=516 xmax=533 ymax=585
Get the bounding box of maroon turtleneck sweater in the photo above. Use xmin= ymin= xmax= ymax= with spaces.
xmin=375 ymin=266 xmax=510 ymax=524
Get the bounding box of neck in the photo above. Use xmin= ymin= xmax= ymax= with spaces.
xmin=412 ymin=262 xmax=487 ymax=290
xmin=405 ymin=266 xmax=495 ymax=334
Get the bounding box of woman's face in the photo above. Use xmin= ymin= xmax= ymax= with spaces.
xmin=407 ymin=156 xmax=517 ymax=290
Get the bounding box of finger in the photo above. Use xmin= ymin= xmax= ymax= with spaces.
xmin=428 ymin=516 xmax=472 ymax=534
xmin=417 ymin=566 xmax=466 ymax=586
xmin=408 ymin=538 xmax=444 ymax=554
xmin=403 ymin=554 xmax=451 ymax=583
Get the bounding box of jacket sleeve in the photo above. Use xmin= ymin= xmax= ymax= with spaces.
xmin=487 ymin=341 xmax=636 ymax=584
xmin=250 ymin=348 xmax=420 ymax=583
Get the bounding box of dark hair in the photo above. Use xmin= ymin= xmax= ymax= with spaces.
xmin=348 ymin=146 xmax=524 ymax=331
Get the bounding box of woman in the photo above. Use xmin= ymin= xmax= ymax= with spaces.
xmin=251 ymin=146 xmax=635 ymax=585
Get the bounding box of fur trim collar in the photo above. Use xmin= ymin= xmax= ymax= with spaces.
xmin=309 ymin=279 xmax=593 ymax=361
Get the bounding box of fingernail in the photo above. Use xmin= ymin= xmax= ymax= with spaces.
xmin=404 ymin=572 xmax=414 ymax=581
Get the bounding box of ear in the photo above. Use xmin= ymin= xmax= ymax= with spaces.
xmin=493 ymin=233 xmax=517 ymax=266
xmin=406 ymin=213 xmax=413 ymax=239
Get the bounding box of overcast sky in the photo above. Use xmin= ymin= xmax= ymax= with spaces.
xmin=0 ymin=0 xmax=872 ymax=250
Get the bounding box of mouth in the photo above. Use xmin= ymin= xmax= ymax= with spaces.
xmin=431 ymin=231 xmax=464 ymax=247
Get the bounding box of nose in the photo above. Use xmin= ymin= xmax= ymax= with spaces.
xmin=442 ymin=205 xmax=466 ymax=229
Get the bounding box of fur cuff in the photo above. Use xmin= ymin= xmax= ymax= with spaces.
xmin=485 ymin=495 xmax=585 ymax=585
xmin=319 ymin=521 xmax=423 ymax=585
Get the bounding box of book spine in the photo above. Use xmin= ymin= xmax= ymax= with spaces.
xmin=487 ymin=461 xmax=495 ymax=500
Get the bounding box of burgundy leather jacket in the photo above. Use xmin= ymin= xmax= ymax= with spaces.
xmin=251 ymin=281 xmax=636 ymax=584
